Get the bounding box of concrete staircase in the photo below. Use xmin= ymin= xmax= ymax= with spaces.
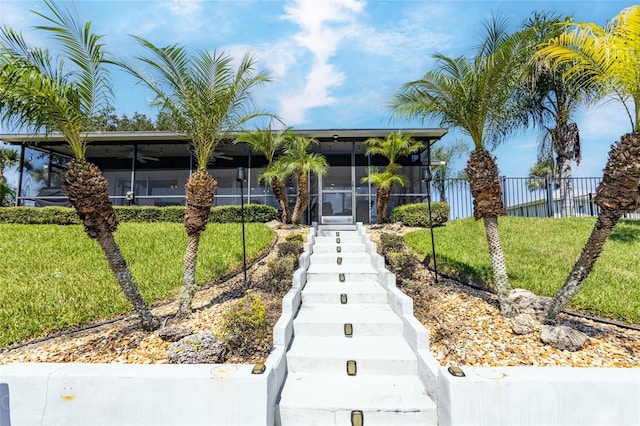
xmin=277 ymin=225 xmax=437 ymax=425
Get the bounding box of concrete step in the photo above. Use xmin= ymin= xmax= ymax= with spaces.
xmin=286 ymin=336 xmax=417 ymax=375
xmin=278 ymin=374 xmax=437 ymax=426
xmin=293 ymin=304 xmax=403 ymax=337
xmin=301 ymin=281 xmax=388 ymax=304
xmin=314 ymin=234 xmax=362 ymax=242
xmin=317 ymin=225 xmax=358 ymax=232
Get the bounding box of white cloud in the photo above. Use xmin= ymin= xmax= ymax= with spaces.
xmin=161 ymin=0 xmax=203 ymax=16
xmin=277 ymin=0 xmax=365 ymax=126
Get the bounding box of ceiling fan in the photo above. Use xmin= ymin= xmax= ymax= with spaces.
xmin=116 ymin=149 xmax=159 ymax=163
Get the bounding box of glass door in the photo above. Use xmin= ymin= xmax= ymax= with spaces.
xmin=320 ymin=153 xmax=355 ymax=225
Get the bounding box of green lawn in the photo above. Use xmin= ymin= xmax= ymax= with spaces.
xmin=405 ymin=217 xmax=640 ymax=325
xmin=0 ymin=222 xmax=274 ymax=347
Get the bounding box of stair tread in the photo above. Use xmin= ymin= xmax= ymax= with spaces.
xmin=303 ymin=281 xmax=386 ymax=292
xmin=307 ymin=264 xmax=377 ymax=274
xmin=279 ymin=374 xmax=435 ymax=411
xmin=287 ymin=336 xmax=414 ymax=358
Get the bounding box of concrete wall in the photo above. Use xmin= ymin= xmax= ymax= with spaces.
xmin=0 ymin=227 xmax=316 ymax=426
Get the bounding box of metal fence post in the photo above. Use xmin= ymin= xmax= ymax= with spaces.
xmin=545 ymin=175 xmax=554 ymax=218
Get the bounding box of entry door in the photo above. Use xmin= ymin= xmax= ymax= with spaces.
xmin=320 ymin=153 xmax=355 ymax=225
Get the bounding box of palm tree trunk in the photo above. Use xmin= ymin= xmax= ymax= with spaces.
xmin=64 ymin=159 xmax=159 ymax=330
xmin=558 ymin=154 xmax=576 ymax=217
xmin=483 ymin=216 xmax=513 ymax=316
xmin=544 ymin=209 xmax=620 ymax=324
xmin=291 ymin=172 xmax=308 ymax=225
xmin=465 ymin=149 xmax=513 ymax=316
xmin=271 ymin=176 xmax=291 ymax=223
xmin=178 ymin=232 xmax=200 ymax=315
xmin=178 ymin=170 xmax=216 ymax=316
xmin=376 ymin=186 xmax=390 ymax=224
xmin=97 ymin=232 xmax=160 ymax=330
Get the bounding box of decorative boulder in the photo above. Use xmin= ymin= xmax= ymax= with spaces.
xmin=512 ymin=314 xmax=536 ymax=335
xmin=388 ymin=222 xmax=403 ymax=232
xmin=540 ymin=325 xmax=588 ymax=352
xmin=167 ymin=332 xmax=227 ymax=364
xmin=158 ymin=327 xmax=192 ymax=342
xmin=510 ymin=289 xmax=552 ymax=316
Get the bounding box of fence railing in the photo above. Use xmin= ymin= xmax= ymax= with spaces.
xmin=435 ymin=176 xmax=640 ymax=220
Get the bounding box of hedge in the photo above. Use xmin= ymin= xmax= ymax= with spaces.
xmin=0 ymin=204 xmax=278 ymax=225
xmin=389 ymin=202 xmax=449 ymax=227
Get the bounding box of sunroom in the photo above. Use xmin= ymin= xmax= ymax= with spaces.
xmin=1 ymin=128 xmax=447 ymax=224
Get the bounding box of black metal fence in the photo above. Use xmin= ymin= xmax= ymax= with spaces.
xmin=435 ymin=176 xmax=640 ymax=220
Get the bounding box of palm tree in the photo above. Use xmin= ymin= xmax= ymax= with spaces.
xmin=390 ymin=16 xmax=533 ymax=316
xmin=235 ymin=125 xmax=293 ymax=223
xmin=276 ymin=136 xmax=328 ymax=225
xmin=362 ymin=131 xmax=424 ymax=223
xmin=0 ymin=147 xmax=19 ymax=205
xmin=535 ymin=5 xmax=640 ymax=324
xmin=0 ymin=1 xmax=159 ymax=330
xmin=520 ymin=12 xmax=591 ymax=217
xmin=361 ymin=169 xmax=408 ymax=223
xmin=117 ymin=38 xmax=271 ymax=316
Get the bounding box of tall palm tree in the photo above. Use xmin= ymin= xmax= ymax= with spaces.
xmin=390 ymin=16 xmax=533 ymax=316
xmin=521 ymin=12 xmax=591 ymax=217
xmin=235 ymin=125 xmax=293 ymax=223
xmin=117 ymin=38 xmax=271 ymax=316
xmin=535 ymin=5 xmax=640 ymax=324
xmin=276 ymin=136 xmax=328 ymax=225
xmin=363 ymin=131 xmax=424 ymax=223
xmin=0 ymin=1 xmax=159 ymax=330
xmin=0 ymin=147 xmax=19 ymax=185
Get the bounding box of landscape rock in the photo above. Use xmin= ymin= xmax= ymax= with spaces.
xmin=265 ymin=220 xmax=282 ymax=230
xmin=540 ymin=325 xmax=588 ymax=352
xmin=510 ymin=288 xmax=552 ymax=316
xmin=512 ymin=314 xmax=537 ymax=335
xmin=388 ymin=222 xmax=403 ymax=232
xmin=158 ymin=327 xmax=192 ymax=342
xmin=167 ymin=332 xmax=227 ymax=364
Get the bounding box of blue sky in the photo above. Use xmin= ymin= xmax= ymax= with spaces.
xmin=0 ymin=0 xmax=637 ymax=187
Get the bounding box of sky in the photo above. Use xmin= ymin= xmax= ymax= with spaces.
xmin=0 ymin=0 xmax=637 ymax=188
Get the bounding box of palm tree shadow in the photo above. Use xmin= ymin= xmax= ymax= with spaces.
xmin=422 ymin=253 xmax=494 ymax=291
xmin=609 ymin=219 xmax=640 ymax=244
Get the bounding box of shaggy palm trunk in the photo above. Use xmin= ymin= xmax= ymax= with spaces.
xmin=544 ymin=133 xmax=640 ymax=324
xmin=555 ymin=122 xmax=580 ymax=217
xmin=64 ymin=160 xmax=159 ymax=331
xmin=177 ymin=170 xmax=217 ymax=316
xmin=376 ymin=186 xmax=391 ymax=224
xmin=465 ymin=148 xmax=513 ymax=316
xmin=291 ymin=172 xmax=308 ymax=225
xmin=557 ymin=154 xmax=576 ymax=217
xmin=271 ymin=176 xmax=291 ymax=223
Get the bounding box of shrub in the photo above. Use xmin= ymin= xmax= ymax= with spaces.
xmin=388 ymin=251 xmax=419 ymax=280
xmin=379 ymin=232 xmax=406 ymax=259
xmin=285 ymin=233 xmax=305 ymax=243
xmin=277 ymin=240 xmax=303 ymax=259
xmin=0 ymin=204 xmax=278 ymax=224
xmin=390 ymin=202 xmax=449 ymax=227
xmin=219 ymin=292 xmax=268 ymax=356
xmin=265 ymin=257 xmax=295 ymax=291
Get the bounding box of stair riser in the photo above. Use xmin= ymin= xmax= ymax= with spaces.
xmin=312 ymin=246 xmax=367 ymax=254
xmin=278 ymin=408 xmax=436 ymax=426
xmin=309 ymin=255 xmax=371 ymax=265
xmin=292 ymin=322 xmax=403 ymax=337
xmin=286 ymin=357 xmax=418 ymax=375
xmin=306 ymin=272 xmax=378 ymax=282
xmin=301 ymin=293 xmax=388 ymax=304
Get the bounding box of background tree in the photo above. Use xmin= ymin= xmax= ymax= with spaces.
xmin=362 ymin=131 xmax=424 ymax=223
xmin=235 ymin=124 xmax=293 ymax=223
xmin=536 ymin=5 xmax=640 ymax=324
xmin=431 ymin=140 xmax=468 ymax=203
xmin=276 ymin=136 xmax=328 ymax=225
xmin=520 ymin=12 xmax=591 ymax=216
xmin=526 ymin=156 xmax=557 ymax=191
xmin=0 ymin=0 xmax=159 ymax=330
xmin=391 ymin=16 xmax=534 ymax=316
xmin=0 ymin=147 xmax=19 ymax=205
xmin=117 ymin=38 xmax=271 ymax=316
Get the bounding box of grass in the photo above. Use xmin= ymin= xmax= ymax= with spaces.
xmin=405 ymin=217 xmax=640 ymax=325
xmin=0 ymin=222 xmax=274 ymax=348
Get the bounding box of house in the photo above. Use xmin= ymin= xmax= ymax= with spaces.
xmin=0 ymin=128 xmax=447 ymax=224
